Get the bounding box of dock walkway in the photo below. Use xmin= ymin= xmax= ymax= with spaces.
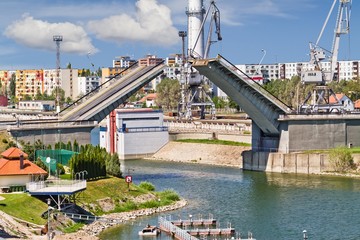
xmin=159 ymin=215 xmax=254 ymax=240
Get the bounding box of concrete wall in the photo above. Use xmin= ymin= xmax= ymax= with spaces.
xmin=118 ymin=131 xmax=168 ymax=159
xmin=0 ymin=175 xmax=30 ymax=188
xmin=243 ymin=151 xmax=335 ymax=174
xmin=281 ymin=118 xmax=360 ymax=152
xmin=9 ymin=125 xmax=94 ymax=146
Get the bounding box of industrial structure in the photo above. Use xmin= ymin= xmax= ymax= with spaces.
xmin=300 ymin=0 xmax=352 ymax=113
xmin=177 ymin=0 xmax=222 ymax=120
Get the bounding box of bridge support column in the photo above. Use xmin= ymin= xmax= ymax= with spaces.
xmin=252 ymin=122 xmax=279 ymax=152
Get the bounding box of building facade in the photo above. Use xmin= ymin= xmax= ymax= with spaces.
xmin=99 ymin=108 xmax=168 ymax=159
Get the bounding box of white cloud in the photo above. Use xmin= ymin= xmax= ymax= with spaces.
xmin=87 ymin=0 xmax=179 ymax=46
xmin=4 ymin=15 xmax=98 ymax=54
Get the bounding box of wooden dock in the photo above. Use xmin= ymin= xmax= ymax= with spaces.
xmin=159 ymin=215 xmax=240 ymax=240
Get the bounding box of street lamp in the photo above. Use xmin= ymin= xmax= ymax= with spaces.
xmin=47 ymin=198 xmax=51 ymax=239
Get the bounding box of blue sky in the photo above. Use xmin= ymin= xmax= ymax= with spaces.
xmin=0 ymin=0 xmax=359 ymax=70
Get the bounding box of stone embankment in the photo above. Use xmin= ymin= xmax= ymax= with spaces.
xmin=53 ymin=199 xmax=187 ymax=240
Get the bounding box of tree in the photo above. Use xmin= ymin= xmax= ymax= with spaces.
xmin=9 ymin=73 xmax=16 ymax=103
xmin=66 ymin=63 xmax=72 ymax=69
xmin=156 ymin=78 xmax=180 ymax=110
xmin=51 ymin=87 xmax=65 ymax=105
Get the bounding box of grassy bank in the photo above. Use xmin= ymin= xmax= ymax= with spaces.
xmin=0 ymin=177 xmax=179 ymax=226
xmin=176 ymin=138 xmax=251 ymax=146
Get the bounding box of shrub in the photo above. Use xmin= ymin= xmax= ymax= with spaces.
xmin=161 ymin=189 xmax=180 ymax=201
xmin=138 ymin=181 xmax=155 ymax=191
xmin=57 ymin=163 xmax=65 ymax=175
xmin=329 ymin=147 xmax=355 ymax=172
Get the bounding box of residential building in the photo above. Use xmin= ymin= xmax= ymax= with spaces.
xmin=18 ymin=100 xmax=55 ymax=111
xmin=15 ymin=69 xmax=43 ymax=101
xmin=113 ymin=56 xmax=136 ymax=68
xmin=43 ymin=69 xmax=78 ymax=100
xmin=139 ymin=54 xmax=163 ymax=66
xmin=77 ymin=76 xmax=101 ymax=96
xmin=0 ymin=147 xmax=47 ymax=191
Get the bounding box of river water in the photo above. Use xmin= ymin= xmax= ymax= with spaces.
xmin=99 ymin=159 xmax=360 ymax=240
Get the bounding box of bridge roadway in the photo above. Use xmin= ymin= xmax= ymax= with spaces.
xmin=60 ymin=62 xmax=166 ymax=122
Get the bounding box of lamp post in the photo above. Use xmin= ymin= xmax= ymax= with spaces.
xmin=47 ymin=198 xmax=51 ymax=239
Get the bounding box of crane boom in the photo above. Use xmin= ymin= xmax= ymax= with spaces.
xmin=301 ymin=0 xmax=351 ymax=84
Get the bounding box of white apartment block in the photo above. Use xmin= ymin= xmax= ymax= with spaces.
xmin=43 ymin=69 xmax=78 ymax=100
xmin=236 ymin=60 xmax=360 ymax=82
xmin=77 ymin=76 xmax=100 ymax=97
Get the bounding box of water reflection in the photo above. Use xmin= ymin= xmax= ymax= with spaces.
xmin=100 ymin=160 xmax=360 ymax=240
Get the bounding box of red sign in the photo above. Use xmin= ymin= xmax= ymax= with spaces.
xmin=125 ymin=175 xmax=132 ymax=183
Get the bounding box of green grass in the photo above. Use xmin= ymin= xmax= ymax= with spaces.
xmin=0 ymin=193 xmax=47 ymax=225
xmin=303 ymin=147 xmax=360 ymax=154
xmin=176 ymin=138 xmax=251 ymax=146
xmin=62 ymin=222 xmax=85 ymax=233
xmin=0 ymin=177 xmax=181 ymax=225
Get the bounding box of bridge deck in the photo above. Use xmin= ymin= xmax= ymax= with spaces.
xmin=61 ymin=63 xmax=165 ymax=122
xmin=191 ymin=55 xmax=291 ymax=135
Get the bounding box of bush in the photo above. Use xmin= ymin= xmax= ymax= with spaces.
xmin=329 ymin=147 xmax=355 ymax=172
xmin=57 ymin=163 xmax=65 ymax=175
xmin=161 ymin=189 xmax=180 ymax=201
xmin=138 ymin=181 xmax=155 ymax=191
xmin=2 ymin=139 xmax=8 ymax=144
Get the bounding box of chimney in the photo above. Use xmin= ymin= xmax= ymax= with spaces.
xmin=20 ymin=153 xmax=24 ymax=170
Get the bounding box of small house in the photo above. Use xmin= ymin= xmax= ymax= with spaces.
xmin=0 ymin=147 xmax=47 ymax=192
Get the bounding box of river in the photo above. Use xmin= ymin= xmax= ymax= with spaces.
xmin=99 ymin=159 xmax=360 ymax=239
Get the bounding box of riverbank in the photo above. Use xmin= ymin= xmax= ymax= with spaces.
xmin=0 ymin=198 xmax=187 ymax=240
xmin=149 ymin=141 xmax=251 ymax=167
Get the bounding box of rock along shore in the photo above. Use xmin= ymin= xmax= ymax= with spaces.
xmin=52 ymin=199 xmax=187 ymax=240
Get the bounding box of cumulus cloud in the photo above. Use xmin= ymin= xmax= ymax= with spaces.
xmin=87 ymin=0 xmax=179 ymax=46
xmin=4 ymin=15 xmax=98 ymax=54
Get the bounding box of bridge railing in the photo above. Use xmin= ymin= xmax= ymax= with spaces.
xmin=59 ymin=62 xmax=139 ymax=114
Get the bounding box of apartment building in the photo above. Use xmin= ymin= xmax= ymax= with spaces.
xmin=77 ymin=76 xmax=100 ymax=96
xmin=43 ymin=69 xmax=78 ymax=100
xmin=15 ymin=69 xmax=43 ymax=101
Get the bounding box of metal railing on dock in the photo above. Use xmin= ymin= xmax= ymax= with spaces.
xmin=159 ymin=215 xmax=255 ymax=240
xmin=159 ymin=216 xmax=198 ymax=240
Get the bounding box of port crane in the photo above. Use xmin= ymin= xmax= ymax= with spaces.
xmin=300 ymin=0 xmax=352 ymax=113
xmin=178 ymin=0 xmax=222 ymax=119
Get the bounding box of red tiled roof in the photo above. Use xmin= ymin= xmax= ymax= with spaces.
xmin=355 ymin=99 xmax=360 ymax=109
xmin=1 ymin=147 xmax=28 ymax=160
xmin=139 ymin=93 xmax=157 ymax=103
xmin=329 ymin=94 xmax=346 ymax=104
xmin=0 ymin=159 xmax=47 ymax=176
xmin=0 ymin=147 xmax=46 ymax=176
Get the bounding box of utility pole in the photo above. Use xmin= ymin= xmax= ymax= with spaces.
xmin=53 ymin=35 xmax=63 ymax=113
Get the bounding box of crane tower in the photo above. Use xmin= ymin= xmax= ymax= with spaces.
xmin=187 ymin=0 xmax=205 ymax=58
xmin=178 ymin=0 xmax=221 ymax=119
